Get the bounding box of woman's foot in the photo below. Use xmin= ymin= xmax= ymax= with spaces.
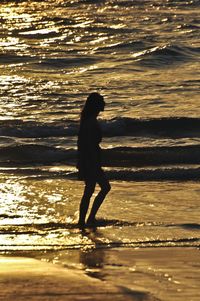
xmin=78 ymin=220 xmax=85 ymax=229
xmin=87 ymin=218 xmax=98 ymax=227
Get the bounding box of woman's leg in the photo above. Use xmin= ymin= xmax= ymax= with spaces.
xmin=78 ymin=180 xmax=96 ymax=227
xmin=87 ymin=172 xmax=111 ymax=224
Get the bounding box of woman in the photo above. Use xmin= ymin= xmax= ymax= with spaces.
xmin=77 ymin=92 xmax=111 ymax=228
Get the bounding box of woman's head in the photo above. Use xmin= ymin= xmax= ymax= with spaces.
xmin=81 ymin=92 xmax=105 ymax=120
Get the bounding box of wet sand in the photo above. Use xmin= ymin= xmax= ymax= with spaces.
xmin=0 ymin=247 xmax=200 ymax=301
xmin=0 ymin=256 xmax=136 ymax=301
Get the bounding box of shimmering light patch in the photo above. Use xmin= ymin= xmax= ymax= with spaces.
xmin=46 ymin=194 xmax=63 ymax=203
xmin=73 ymin=21 xmax=92 ymax=28
xmin=132 ymin=46 xmax=161 ymax=58
xmin=19 ymin=28 xmax=59 ymax=36
xmin=0 ymin=75 xmax=28 ymax=85
xmin=0 ymin=179 xmax=28 ymax=225
xmin=1 ymin=5 xmax=35 ymax=29
xmin=65 ymin=64 xmax=98 ymax=75
xmin=89 ymin=36 xmax=109 ymax=45
xmin=2 ymin=8 xmax=34 ymax=22
xmin=110 ymin=24 xmax=126 ymax=29
xmin=0 ymin=179 xmax=26 ymax=204
xmin=0 ymin=37 xmax=27 ymax=50
xmin=0 ymin=174 xmax=92 ymax=250
xmin=0 ymin=176 xmax=51 ymax=226
xmin=0 ymin=75 xmax=30 ymax=120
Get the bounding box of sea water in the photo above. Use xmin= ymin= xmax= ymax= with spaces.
xmin=0 ymin=0 xmax=200 ymax=300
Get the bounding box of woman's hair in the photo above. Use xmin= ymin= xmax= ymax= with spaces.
xmin=81 ymin=92 xmax=105 ymax=121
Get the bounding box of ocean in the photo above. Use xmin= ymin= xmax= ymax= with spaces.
xmin=0 ymin=0 xmax=200 ymax=300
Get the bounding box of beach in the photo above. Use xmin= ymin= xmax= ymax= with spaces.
xmin=0 ymin=247 xmax=200 ymax=301
xmin=1 ymin=0 xmax=200 ymax=300
xmin=0 ymin=255 xmax=136 ymax=301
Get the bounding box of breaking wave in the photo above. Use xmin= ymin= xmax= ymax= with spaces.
xmin=1 ymin=117 xmax=200 ymax=138
xmin=133 ymin=44 xmax=200 ymax=67
xmin=1 ymin=144 xmax=200 ymax=166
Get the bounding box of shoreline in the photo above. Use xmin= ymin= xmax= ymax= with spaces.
xmin=0 ymin=254 xmax=149 ymax=301
xmin=0 ymin=246 xmax=199 ymax=301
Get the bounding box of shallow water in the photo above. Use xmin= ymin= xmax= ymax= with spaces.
xmin=0 ymin=177 xmax=199 ymax=251
xmin=0 ymin=177 xmax=200 ymax=300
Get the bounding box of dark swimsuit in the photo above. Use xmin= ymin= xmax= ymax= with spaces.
xmin=77 ymin=117 xmax=103 ymax=181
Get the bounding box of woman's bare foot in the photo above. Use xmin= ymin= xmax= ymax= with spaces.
xmin=78 ymin=220 xmax=85 ymax=229
xmin=87 ymin=218 xmax=98 ymax=227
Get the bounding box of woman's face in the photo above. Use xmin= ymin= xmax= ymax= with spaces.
xmin=99 ymin=99 xmax=105 ymax=112
xmin=101 ymin=103 xmax=105 ymax=112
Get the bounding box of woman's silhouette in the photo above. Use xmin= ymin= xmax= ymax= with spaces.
xmin=77 ymin=92 xmax=111 ymax=228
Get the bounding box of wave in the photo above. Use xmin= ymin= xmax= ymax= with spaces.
xmin=0 ymin=241 xmax=199 ymax=252
xmin=0 ymin=53 xmax=96 ymax=70
xmin=1 ymin=117 xmax=200 ymax=138
xmin=1 ymin=144 xmax=200 ymax=167
xmin=0 ymin=53 xmax=36 ymax=65
xmin=107 ymin=167 xmax=200 ymax=181
xmin=0 ymin=220 xmax=199 ymax=251
xmin=0 ymin=144 xmax=75 ymax=164
xmin=0 ymin=240 xmax=199 ymax=252
xmin=18 ymin=29 xmax=60 ymax=39
xmin=0 ymin=236 xmax=199 ymax=250
xmin=2 ymin=164 xmax=200 ymax=182
xmin=102 ymin=117 xmax=200 ymax=138
xmin=178 ymin=24 xmax=200 ymax=30
xmin=0 ymin=120 xmax=78 ymax=138
xmin=165 ymin=0 xmax=200 ymax=8
xmin=95 ymin=40 xmax=145 ymax=53
xmin=110 ymin=0 xmax=200 ymax=10
xmin=109 ymin=0 xmax=150 ymax=7
xmin=1 ymin=220 xmax=200 ymax=231
xmin=104 ymin=145 xmax=200 ymax=166
xmin=133 ymin=44 xmax=200 ymax=67
xmin=36 ymin=57 xmax=97 ymax=69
